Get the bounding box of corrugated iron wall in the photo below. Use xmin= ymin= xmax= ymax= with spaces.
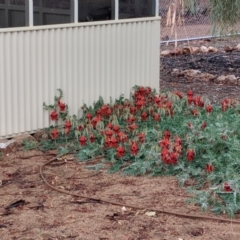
xmin=0 ymin=17 xmax=160 ymax=139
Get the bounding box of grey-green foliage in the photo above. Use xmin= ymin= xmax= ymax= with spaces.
xmin=22 ymin=139 xmax=38 ymax=151
xmin=210 ymin=0 xmax=240 ymax=35
xmin=185 ymin=0 xmax=200 ymax=15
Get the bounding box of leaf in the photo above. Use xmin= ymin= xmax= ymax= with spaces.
xmin=43 ymin=102 xmax=55 ymax=110
xmin=145 ymin=211 xmax=156 ymax=217
xmin=215 ymin=122 xmax=222 ymax=127
xmin=84 ymin=163 xmax=105 ymax=171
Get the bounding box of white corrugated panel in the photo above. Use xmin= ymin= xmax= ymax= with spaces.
xmin=0 ymin=17 xmax=160 ymax=139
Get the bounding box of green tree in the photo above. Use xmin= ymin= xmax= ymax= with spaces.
xmin=210 ymin=0 xmax=240 ymax=35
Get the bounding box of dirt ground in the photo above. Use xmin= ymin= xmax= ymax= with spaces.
xmin=160 ymin=36 xmax=240 ymax=104
xmin=1 ymin=37 xmax=240 ymax=240
xmin=1 ymin=149 xmax=240 ymax=240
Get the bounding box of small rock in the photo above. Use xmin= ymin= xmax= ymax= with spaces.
xmin=161 ymin=50 xmax=171 ymax=56
xmin=33 ymin=130 xmax=49 ymax=141
xmin=182 ymin=46 xmax=193 ymax=54
xmin=216 ymin=75 xmax=226 ymax=83
xmin=200 ymin=46 xmax=208 ymax=53
xmin=183 ymin=69 xmax=201 ymax=77
xmin=0 ymin=139 xmax=18 ymax=153
xmin=208 ymin=46 xmax=218 ymax=52
xmin=12 ymin=134 xmax=36 ymax=147
xmin=191 ymin=46 xmax=199 ymax=53
xmin=171 ymin=69 xmax=185 ymax=77
xmin=199 ymin=73 xmax=215 ymax=81
xmin=224 ymin=45 xmax=234 ymax=52
xmin=170 ymin=47 xmax=182 ymax=55
xmin=226 ymin=75 xmax=237 ymax=84
xmin=226 ymin=75 xmax=237 ymax=81
xmin=172 ymin=68 xmax=179 ymax=73
xmin=235 ymin=43 xmax=240 ymax=51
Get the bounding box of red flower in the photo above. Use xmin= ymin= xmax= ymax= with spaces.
xmin=105 ymin=129 xmax=113 ymax=137
xmin=174 ymin=137 xmax=182 ymax=145
xmin=130 ymin=106 xmax=137 ymax=115
xmin=58 ymin=101 xmax=66 ymax=112
xmin=221 ymin=99 xmax=228 ymax=112
xmin=89 ymin=134 xmax=96 ymax=143
xmin=110 ymin=137 xmax=118 ymax=148
xmin=138 ymin=132 xmax=145 ymax=143
xmin=96 ymin=109 xmax=102 ymax=116
xmin=161 ymin=149 xmax=171 ymax=164
xmin=152 ymin=113 xmax=160 ymax=122
xmin=101 ymin=104 xmax=108 ymax=112
xmin=130 ymin=142 xmax=139 ymax=155
xmin=158 ymin=103 xmax=165 ymax=109
xmin=91 ymin=116 xmax=101 ymax=128
xmin=129 ymin=123 xmax=138 ymax=131
xmin=194 ymin=96 xmax=204 ymax=107
xmin=65 ymin=127 xmax=70 ymax=135
xmin=170 ymin=152 xmax=178 ymax=165
xmin=127 ymin=116 xmax=136 ymax=124
xmin=174 ymin=137 xmax=183 ymax=155
xmin=187 ymin=95 xmax=194 ymax=105
xmin=224 ymin=182 xmax=232 ymax=192
xmin=138 ymin=87 xmax=146 ymax=94
xmin=154 ymin=97 xmax=161 ymax=104
xmin=222 ymin=98 xmax=229 ymax=104
xmin=105 ymin=108 xmax=112 ymax=117
xmin=164 ymin=131 xmax=171 ymax=140
xmin=79 ymin=136 xmax=87 ymax=146
xmin=192 ymin=109 xmax=198 ymax=117
xmin=198 ymin=100 xmax=204 ymax=107
xmin=51 ymin=129 xmax=58 ymax=139
xmin=116 ymin=146 xmax=125 ymax=158
xmin=194 ymin=95 xmax=201 ymax=105
xmin=166 ymin=101 xmax=172 ymax=109
xmin=205 ymin=163 xmax=214 ymax=173
xmin=78 ymin=125 xmax=84 ymax=131
xmin=160 ymin=138 xmax=170 ymax=149
xmin=205 ymin=105 xmax=213 ymax=113
xmin=101 ymin=105 xmax=112 ymax=117
xmin=135 ymin=99 xmax=145 ymax=109
xmin=113 ymin=125 xmax=120 ymax=133
xmin=141 ymin=112 xmax=148 ymax=121
xmin=187 ymin=90 xmax=194 ymax=97
xmin=173 ymin=143 xmax=182 ymax=155
xmin=64 ymin=121 xmax=72 ymax=129
xmin=186 ymin=149 xmax=195 ymax=161
xmin=146 ymin=87 xmax=152 ymax=95
xmin=106 ymin=122 xmax=113 ymax=129
xmin=85 ymin=112 xmax=93 ymax=121
xmin=173 ymin=91 xmax=183 ymax=99
xmin=124 ymin=101 xmax=131 ymax=107
xmin=105 ymin=137 xmax=111 ymax=148
xmin=50 ymin=111 xmax=58 ymax=121
xmin=118 ymin=131 xmax=128 ymax=142
xmin=201 ymin=121 xmax=207 ymax=130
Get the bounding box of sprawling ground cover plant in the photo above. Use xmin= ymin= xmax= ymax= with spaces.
xmin=41 ymin=86 xmax=240 ymax=217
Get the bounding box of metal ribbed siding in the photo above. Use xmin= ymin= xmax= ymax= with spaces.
xmin=0 ymin=17 xmax=160 ymax=139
